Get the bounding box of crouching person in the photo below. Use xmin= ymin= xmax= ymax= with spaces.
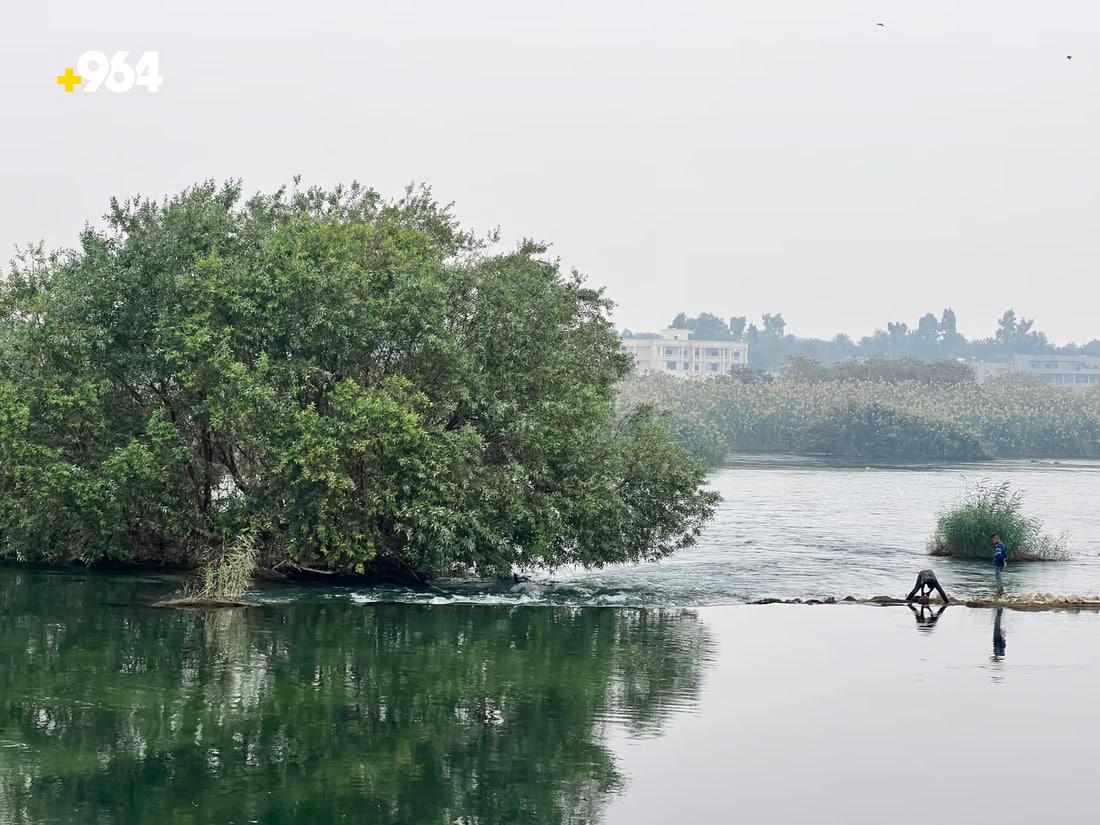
xmin=907 ymin=569 xmax=949 ymax=605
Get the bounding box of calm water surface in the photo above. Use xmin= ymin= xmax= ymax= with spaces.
xmin=3 ymin=569 xmax=1100 ymax=823
xmin=606 ymin=604 xmax=1100 ymax=824
xmin=0 ymin=568 xmax=712 ymax=825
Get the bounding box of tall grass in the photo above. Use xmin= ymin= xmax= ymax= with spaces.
xmin=618 ymin=373 xmax=1100 ymax=462
xmin=185 ymin=530 xmax=258 ymax=601
xmin=928 ymin=481 xmax=1069 ymax=561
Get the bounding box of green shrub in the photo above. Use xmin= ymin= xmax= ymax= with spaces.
xmin=928 ymin=481 xmax=1068 ymax=561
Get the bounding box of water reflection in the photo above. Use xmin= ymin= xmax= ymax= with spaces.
xmin=992 ymin=608 xmax=1007 ymax=661
xmin=0 ymin=568 xmax=712 ymax=825
xmin=603 ymin=606 xmax=1100 ymax=823
xmin=908 ymin=603 xmax=947 ymax=631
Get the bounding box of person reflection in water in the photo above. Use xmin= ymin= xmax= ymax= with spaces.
xmin=909 ymin=602 xmax=947 ymax=630
xmin=992 ymin=608 xmax=1007 ymax=660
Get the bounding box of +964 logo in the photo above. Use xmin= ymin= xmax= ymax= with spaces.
xmin=57 ymin=51 xmax=163 ymax=93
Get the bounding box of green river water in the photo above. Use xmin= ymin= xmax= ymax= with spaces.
xmin=4 ymin=566 xmax=1100 ymax=824
xmin=0 ymin=567 xmax=710 ymax=824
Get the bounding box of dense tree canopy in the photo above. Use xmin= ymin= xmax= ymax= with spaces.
xmin=669 ymin=312 xmax=735 ymax=340
xmin=0 ymin=181 xmax=716 ymax=578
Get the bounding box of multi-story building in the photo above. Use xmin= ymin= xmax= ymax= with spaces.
xmin=971 ymin=354 xmax=1100 ymax=392
xmin=1012 ymin=354 xmax=1100 ymax=392
xmin=621 ymin=328 xmax=749 ymax=377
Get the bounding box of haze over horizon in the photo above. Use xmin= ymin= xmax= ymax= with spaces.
xmin=2 ymin=1 xmax=1097 ymax=345
xmin=618 ymin=307 xmax=1099 ymax=348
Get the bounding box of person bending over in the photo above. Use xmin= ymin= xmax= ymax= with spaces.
xmin=906 ymin=569 xmax=949 ymax=604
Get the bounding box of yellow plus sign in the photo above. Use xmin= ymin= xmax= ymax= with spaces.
xmin=57 ymin=67 xmax=82 ymax=93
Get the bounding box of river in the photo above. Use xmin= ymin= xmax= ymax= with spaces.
xmin=290 ymin=457 xmax=1100 ymax=607
xmin=2 ymin=458 xmax=1099 ymax=823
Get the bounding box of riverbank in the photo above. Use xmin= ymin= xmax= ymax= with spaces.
xmin=0 ymin=555 xmax=453 ymax=590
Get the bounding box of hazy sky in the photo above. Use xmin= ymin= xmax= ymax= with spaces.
xmin=2 ymin=1 xmax=1097 ymax=343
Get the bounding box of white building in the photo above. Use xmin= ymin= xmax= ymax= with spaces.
xmin=972 ymin=354 xmax=1100 ymax=392
xmin=621 ymin=328 xmax=749 ymax=377
xmin=1012 ymin=354 xmax=1100 ymax=392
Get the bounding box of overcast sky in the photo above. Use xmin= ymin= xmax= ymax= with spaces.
xmin=2 ymin=1 xmax=1097 ymax=343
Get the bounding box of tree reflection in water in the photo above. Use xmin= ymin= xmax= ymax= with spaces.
xmin=0 ymin=569 xmax=712 ymax=824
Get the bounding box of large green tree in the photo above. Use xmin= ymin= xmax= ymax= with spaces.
xmin=0 ymin=181 xmax=716 ymax=578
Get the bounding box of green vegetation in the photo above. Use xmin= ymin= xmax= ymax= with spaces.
xmin=0 ymin=180 xmax=717 ymax=581
xmin=928 ymin=481 xmax=1069 ymax=561
xmin=0 ymin=567 xmax=711 ymax=824
xmin=783 ymin=355 xmax=976 ymax=384
xmin=619 ymin=370 xmax=1100 ymax=463
xmin=183 ymin=528 xmax=259 ymax=602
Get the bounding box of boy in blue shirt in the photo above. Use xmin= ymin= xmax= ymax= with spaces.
xmin=992 ymin=533 xmax=1008 ymax=569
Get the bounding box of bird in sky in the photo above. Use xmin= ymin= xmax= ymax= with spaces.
xmin=1066 ymin=55 xmax=1073 ymax=60
xmin=876 ymin=23 xmax=885 ymax=27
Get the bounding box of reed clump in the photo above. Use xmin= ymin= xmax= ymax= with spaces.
xmin=928 ymin=481 xmax=1069 ymax=561
xmin=184 ymin=530 xmax=259 ymax=602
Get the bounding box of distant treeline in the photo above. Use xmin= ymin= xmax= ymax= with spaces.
xmin=622 ymin=309 xmax=1100 ymax=371
xmin=618 ymin=366 xmax=1100 ymax=464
